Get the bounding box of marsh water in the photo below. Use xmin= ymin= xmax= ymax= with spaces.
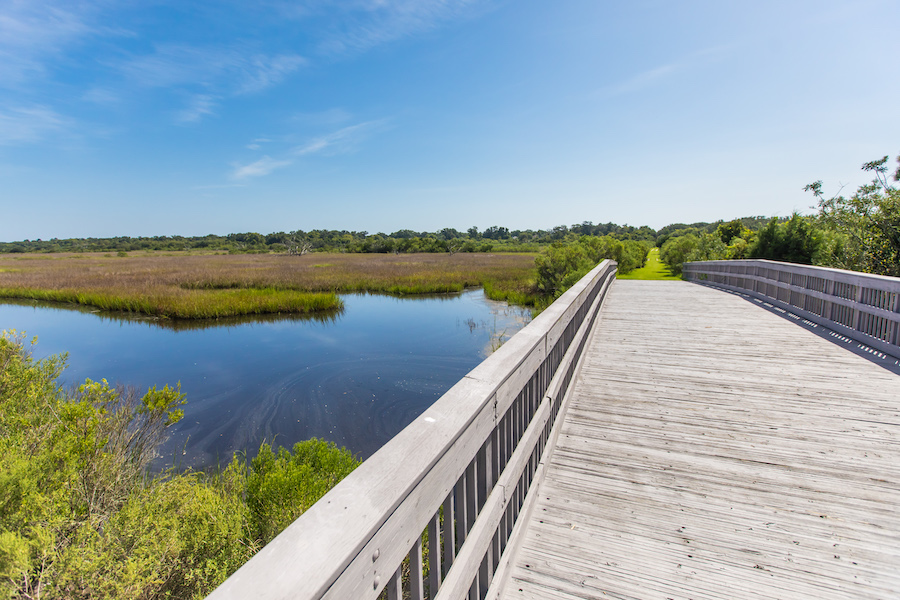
xmin=0 ymin=290 xmax=530 ymax=468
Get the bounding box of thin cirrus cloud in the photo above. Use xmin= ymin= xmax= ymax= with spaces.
xmin=598 ymin=63 xmax=683 ymax=98
xmin=292 ymin=119 xmax=390 ymax=156
xmin=271 ymin=0 xmax=486 ymax=56
xmin=595 ymin=45 xmax=733 ymax=99
xmin=116 ymin=44 xmax=306 ymax=124
xmin=118 ymin=44 xmax=306 ymax=93
xmin=229 ymin=119 xmax=388 ymax=181
xmin=0 ymin=0 xmax=97 ymax=88
xmin=177 ymin=94 xmax=218 ymax=124
xmin=230 ymin=155 xmax=293 ymax=180
xmin=0 ymin=105 xmax=69 ymax=146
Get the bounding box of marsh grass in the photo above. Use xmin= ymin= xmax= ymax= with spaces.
xmin=0 ymin=252 xmax=538 ymax=319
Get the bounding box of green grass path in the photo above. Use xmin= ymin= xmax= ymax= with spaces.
xmin=617 ymin=248 xmax=681 ymax=280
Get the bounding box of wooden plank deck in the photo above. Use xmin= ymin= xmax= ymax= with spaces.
xmin=497 ymin=280 xmax=900 ymax=600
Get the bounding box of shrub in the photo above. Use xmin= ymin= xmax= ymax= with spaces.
xmin=750 ymin=213 xmax=821 ymax=264
xmin=0 ymin=331 xmax=360 ymax=599
xmin=245 ymin=440 xmax=359 ymax=544
xmin=659 ymin=234 xmax=699 ymax=275
xmin=686 ymin=233 xmax=727 ymax=263
xmin=534 ymin=242 xmax=591 ymax=296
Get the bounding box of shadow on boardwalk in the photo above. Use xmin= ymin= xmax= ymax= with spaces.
xmin=691 ymin=281 xmax=900 ymax=377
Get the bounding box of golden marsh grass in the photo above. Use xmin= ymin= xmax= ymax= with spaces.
xmin=0 ymin=252 xmax=538 ymax=319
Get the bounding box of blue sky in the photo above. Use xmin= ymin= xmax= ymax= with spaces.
xmin=2 ymin=0 xmax=899 ymax=240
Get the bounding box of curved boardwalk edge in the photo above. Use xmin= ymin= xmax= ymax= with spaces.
xmin=497 ymin=280 xmax=900 ymax=600
xmin=208 ymin=261 xmax=618 ymax=600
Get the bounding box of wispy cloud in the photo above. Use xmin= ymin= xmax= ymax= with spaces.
xmin=119 ymin=44 xmax=306 ymax=95
xmin=269 ymin=0 xmax=486 ymax=57
xmin=227 ymin=117 xmax=388 ymax=182
xmin=0 ymin=105 xmax=69 ymax=145
xmin=230 ymin=155 xmax=293 ymax=180
xmin=177 ymin=94 xmax=218 ymax=124
xmin=113 ymin=44 xmax=306 ymax=123
xmin=246 ymin=137 xmax=273 ymax=150
xmin=599 ymin=63 xmax=682 ymax=97
xmin=290 ymin=108 xmax=353 ymax=128
xmin=292 ymin=119 xmax=390 ymax=156
xmin=81 ymin=87 xmax=120 ymax=105
xmin=0 ymin=1 xmax=97 ymax=88
xmin=237 ymin=54 xmax=307 ymax=94
xmin=594 ymin=45 xmax=733 ymax=98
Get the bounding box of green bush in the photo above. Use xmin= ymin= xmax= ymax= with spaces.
xmin=245 ymin=440 xmax=359 ymax=544
xmin=533 ymin=236 xmax=650 ymax=305
xmin=0 ymin=331 xmax=359 ymax=599
xmin=659 ymin=234 xmax=699 ymax=275
xmin=52 ymin=473 xmax=253 ymax=600
xmin=686 ymin=233 xmax=727 ymax=263
xmin=534 ymin=242 xmax=592 ymax=296
xmin=750 ymin=213 xmax=821 ymax=264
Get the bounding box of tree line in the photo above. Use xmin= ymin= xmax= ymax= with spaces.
xmin=0 ymin=222 xmax=726 ymax=255
xmin=657 ymin=154 xmax=900 ymax=278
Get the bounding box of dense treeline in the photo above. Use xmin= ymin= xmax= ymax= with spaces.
xmin=0 ymin=221 xmax=738 ymax=255
xmin=0 ymin=332 xmax=358 ymax=599
xmin=657 ymin=154 xmax=900 ymax=277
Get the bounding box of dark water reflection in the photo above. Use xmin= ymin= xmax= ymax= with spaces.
xmin=0 ymin=291 xmax=530 ymax=467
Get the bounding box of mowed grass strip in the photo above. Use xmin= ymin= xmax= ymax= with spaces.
xmin=616 ymin=248 xmax=681 ymax=280
xmin=0 ymin=252 xmax=538 ymax=318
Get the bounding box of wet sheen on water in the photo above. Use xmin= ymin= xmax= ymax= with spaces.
xmin=0 ymin=290 xmax=530 ymax=467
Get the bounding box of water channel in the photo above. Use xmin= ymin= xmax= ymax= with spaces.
xmin=0 ymin=290 xmax=530 ymax=468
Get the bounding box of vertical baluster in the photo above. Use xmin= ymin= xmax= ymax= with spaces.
xmin=491 ymin=425 xmax=500 ymax=489
xmin=386 ymin=566 xmax=402 ymax=600
xmin=479 ymin=553 xmax=490 ymax=599
xmin=442 ymin=492 xmax=455 ymax=577
xmin=504 ymin=411 xmax=511 ymax=471
xmin=498 ymin=413 xmax=508 ymax=473
xmin=465 ymin=461 xmax=477 ymax=535
xmin=492 ymin=528 xmax=501 ymax=578
xmin=455 ymin=476 xmax=468 ymax=547
xmin=429 ymin=511 xmax=442 ymax=596
xmin=476 ymin=441 xmax=488 ymax=512
xmin=410 ymin=536 xmax=425 ymax=600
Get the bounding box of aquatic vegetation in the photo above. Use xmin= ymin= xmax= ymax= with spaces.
xmin=0 ymin=252 xmax=538 ymax=319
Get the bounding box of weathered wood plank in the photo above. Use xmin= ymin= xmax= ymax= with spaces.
xmin=497 ymin=280 xmax=900 ymax=600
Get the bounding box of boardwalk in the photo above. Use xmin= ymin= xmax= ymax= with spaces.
xmin=498 ymin=280 xmax=900 ymax=600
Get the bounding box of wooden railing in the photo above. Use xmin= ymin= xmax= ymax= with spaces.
xmin=208 ymin=260 xmax=618 ymax=600
xmin=683 ymin=259 xmax=900 ymax=359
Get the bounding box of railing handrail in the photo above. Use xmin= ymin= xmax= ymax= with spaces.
xmin=683 ymin=259 xmax=900 ymax=358
xmin=209 ymin=259 xmax=618 ymax=600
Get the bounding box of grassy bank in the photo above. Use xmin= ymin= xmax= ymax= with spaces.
xmin=0 ymin=287 xmax=341 ymax=319
xmin=0 ymin=252 xmax=538 ymax=319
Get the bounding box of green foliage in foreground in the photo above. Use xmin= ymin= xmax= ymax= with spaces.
xmin=0 ymin=331 xmax=359 ymax=599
